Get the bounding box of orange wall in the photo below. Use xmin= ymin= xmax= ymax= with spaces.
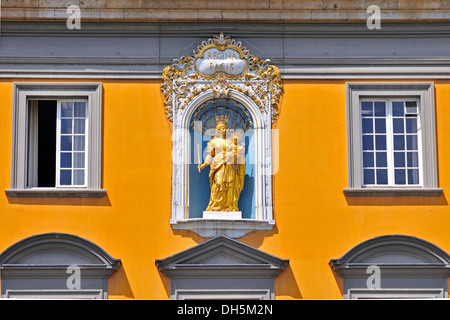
xmin=0 ymin=79 xmax=450 ymax=299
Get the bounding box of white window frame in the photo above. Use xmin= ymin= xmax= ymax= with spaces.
xmin=55 ymin=99 xmax=89 ymax=188
xmin=344 ymin=82 xmax=442 ymax=197
xmin=348 ymin=288 xmax=444 ymax=299
xmin=6 ymin=82 xmax=105 ymax=198
xmin=174 ymin=289 xmax=271 ymax=300
xmin=359 ymin=97 xmax=423 ymax=187
xmin=5 ymin=289 xmax=103 ymax=300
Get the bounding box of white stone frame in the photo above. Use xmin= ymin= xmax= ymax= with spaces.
xmin=6 ymin=82 xmax=105 ymax=198
xmin=156 ymin=235 xmax=289 ymax=300
xmin=174 ymin=289 xmax=271 ymax=300
xmin=344 ymin=82 xmax=443 ymax=196
xmin=170 ymin=88 xmax=275 ymax=238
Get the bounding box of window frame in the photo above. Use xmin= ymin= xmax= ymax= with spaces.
xmin=344 ymin=82 xmax=442 ymax=197
xmin=55 ymin=99 xmax=89 ymax=188
xmin=6 ymin=82 xmax=105 ymax=198
xmin=359 ymin=97 xmax=423 ymax=187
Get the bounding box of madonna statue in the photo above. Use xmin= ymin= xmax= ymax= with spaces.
xmin=198 ymin=121 xmax=246 ymax=212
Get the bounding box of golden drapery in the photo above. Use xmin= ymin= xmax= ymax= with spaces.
xmin=201 ymin=130 xmax=246 ymax=212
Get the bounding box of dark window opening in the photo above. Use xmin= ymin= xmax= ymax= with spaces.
xmin=36 ymin=100 xmax=57 ymax=187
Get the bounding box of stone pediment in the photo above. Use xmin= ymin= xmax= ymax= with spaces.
xmin=330 ymin=234 xmax=450 ymax=278
xmin=156 ymin=235 xmax=288 ymax=279
xmin=0 ymin=233 xmax=120 ymax=274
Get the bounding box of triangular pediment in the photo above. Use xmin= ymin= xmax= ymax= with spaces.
xmin=156 ymin=236 xmax=288 ymax=276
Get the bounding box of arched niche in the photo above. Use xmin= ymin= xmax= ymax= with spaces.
xmin=163 ymin=34 xmax=282 ymax=238
xmin=188 ymin=97 xmax=256 ymax=219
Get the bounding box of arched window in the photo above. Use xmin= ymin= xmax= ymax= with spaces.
xmin=0 ymin=233 xmax=120 ymax=299
xmin=330 ymin=235 xmax=450 ymax=299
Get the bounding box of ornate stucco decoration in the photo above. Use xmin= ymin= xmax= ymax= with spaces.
xmin=161 ymin=33 xmax=283 ymax=123
xmin=162 ymin=33 xmax=281 ymax=238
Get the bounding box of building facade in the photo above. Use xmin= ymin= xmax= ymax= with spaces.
xmin=1 ymin=0 xmax=450 ymax=299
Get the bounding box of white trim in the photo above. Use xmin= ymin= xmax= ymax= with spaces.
xmin=348 ymin=288 xmax=444 ymax=300
xmin=55 ymin=99 xmax=89 ymax=188
xmin=9 ymin=83 xmax=103 ymax=197
xmin=174 ymin=289 xmax=271 ymax=300
xmin=5 ymin=289 xmax=103 ymax=300
xmin=359 ymin=98 xmax=423 ymax=187
xmin=170 ymin=88 xmax=275 ymax=238
xmin=345 ymin=82 xmax=440 ymax=196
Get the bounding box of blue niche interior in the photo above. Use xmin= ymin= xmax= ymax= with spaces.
xmin=188 ymin=98 xmax=255 ymax=219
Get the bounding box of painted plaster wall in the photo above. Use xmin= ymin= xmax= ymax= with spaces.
xmin=0 ymin=79 xmax=449 ymax=298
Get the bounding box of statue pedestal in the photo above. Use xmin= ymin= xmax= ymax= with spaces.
xmin=203 ymin=211 xmax=242 ymax=220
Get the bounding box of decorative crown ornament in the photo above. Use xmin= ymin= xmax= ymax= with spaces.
xmin=161 ymin=33 xmax=283 ymax=123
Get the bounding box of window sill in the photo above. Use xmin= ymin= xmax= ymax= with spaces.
xmin=170 ymin=218 xmax=275 ymax=238
xmin=5 ymin=188 xmax=107 ymax=198
xmin=343 ymin=188 xmax=443 ymax=197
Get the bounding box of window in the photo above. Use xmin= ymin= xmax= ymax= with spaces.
xmin=28 ymin=99 xmax=88 ymax=188
xmin=344 ymin=82 xmax=442 ymax=196
xmin=360 ymin=99 xmax=421 ymax=186
xmin=329 ymin=235 xmax=450 ymax=299
xmin=7 ymin=83 xmax=104 ymax=197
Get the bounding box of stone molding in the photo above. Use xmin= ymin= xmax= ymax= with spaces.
xmin=1 ymin=1 xmax=450 ymax=23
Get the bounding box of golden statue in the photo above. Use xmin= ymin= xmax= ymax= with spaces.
xmin=198 ymin=121 xmax=246 ymax=212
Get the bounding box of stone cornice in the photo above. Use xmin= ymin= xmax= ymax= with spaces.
xmin=1 ymin=0 xmax=450 ymax=23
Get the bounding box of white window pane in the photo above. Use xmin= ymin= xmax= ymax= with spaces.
xmin=74 ymin=102 xmax=86 ymax=117
xmin=73 ymin=136 xmax=85 ymax=151
xmin=363 ymin=169 xmax=375 ymax=185
xmin=406 ymin=135 xmax=418 ymax=150
xmin=60 ymin=170 xmax=72 ymax=185
xmin=392 ymin=118 xmax=404 ymax=133
xmin=376 ymin=152 xmax=387 ymax=167
xmin=375 ymin=135 xmax=386 ymax=150
xmin=361 ymin=101 xmax=373 ymax=117
xmin=407 ymin=152 xmax=419 ymax=167
xmin=395 ymin=169 xmax=406 ymax=184
xmin=362 ymin=118 xmax=373 ymax=133
xmin=61 ymin=102 xmax=73 ymax=117
xmin=362 ymin=135 xmax=374 ymax=150
xmin=60 ymin=119 xmax=72 ymax=134
xmin=405 ymin=118 xmax=418 ymax=133
xmin=73 ymin=152 xmax=85 ymax=169
xmin=73 ymin=169 xmax=85 ymax=185
xmin=405 ymin=101 xmax=418 ymax=115
xmin=374 ymin=119 xmax=386 ymax=133
xmin=74 ymin=119 xmax=85 ymax=134
xmin=394 ymin=152 xmax=405 ymax=167
xmin=408 ymin=169 xmax=420 ymax=184
xmin=393 ymin=135 xmax=405 ymax=150
xmin=374 ymin=102 xmax=386 ymax=116
xmin=392 ymin=101 xmax=404 ymax=116
xmin=363 ymin=152 xmax=374 ymax=167
xmin=60 ymin=136 xmax=72 ymax=151
xmin=376 ymin=169 xmax=388 ymax=184
xmin=60 ymin=152 xmax=72 ymax=168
